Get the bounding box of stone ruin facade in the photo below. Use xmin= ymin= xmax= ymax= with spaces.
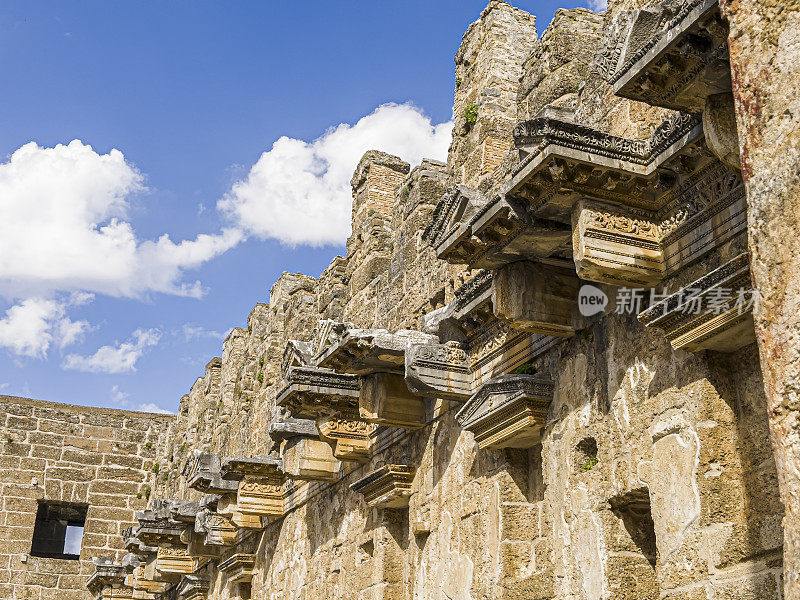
xmin=2 ymin=0 xmax=800 ymax=599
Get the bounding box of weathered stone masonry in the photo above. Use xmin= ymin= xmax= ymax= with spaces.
xmin=0 ymin=395 xmax=174 ymax=600
xmin=2 ymin=0 xmax=798 ymax=599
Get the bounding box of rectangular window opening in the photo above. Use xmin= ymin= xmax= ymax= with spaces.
xmin=30 ymin=502 xmax=88 ymax=560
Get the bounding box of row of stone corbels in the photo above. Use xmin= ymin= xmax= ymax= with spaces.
xmin=420 ymin=0 xmax=758 ymax=353
xmin=279 ymin=319 xmax=560 ymax=462
xmin=87 ymin=459 xmax=276 ymax=600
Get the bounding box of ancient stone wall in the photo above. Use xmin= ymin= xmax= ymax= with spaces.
xmin=0 ymin=395 xmax=173 ymax=600
xmin=76 ymin=1 xmax=798 ymax=599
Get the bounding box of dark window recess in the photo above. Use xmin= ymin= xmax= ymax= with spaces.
xmin=30 ymin=502 xmax=87 ymax=559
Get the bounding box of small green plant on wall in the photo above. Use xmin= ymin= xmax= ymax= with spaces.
xmin=464 ymin=103 xmax=479 ymax=126
xmin=583 ymin=457 xmax=599 ymax=471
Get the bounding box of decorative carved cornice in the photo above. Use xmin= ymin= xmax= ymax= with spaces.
xmin=638 ymin=253 xmax=756 ymax=352
xmin=456 ymin=374 xmax=555 ymax=450
xmin=175 ymin=574 xmax=210 ymax=600
xmin=268 ymin=418 xmax=320 ymax=443
xmin=514 ymin=111 xmax=699 ymax=168
xmin=184 ymin=451 xmax=238 ymax=494
xmin=404 ymin=342 xmax=472 ymax=401
xmin=350 ymin=465 xmax=416 ymax=509
xmin=276 ymin=365 xmax=361 ymax=419
xmin=597 ymin=0 xmax=730 ymax=112
xmin=218 ymin=553 xmax=256 ymax=583
xmin=195 ymin=509 xmax=238 ymax=546
xmin=316 ymin=327 xmax=438 ymax=375
xmin=87 ymin=558 xmax=127 ymax=596
xmin=220 ymin=455 xmax=283 ymax=481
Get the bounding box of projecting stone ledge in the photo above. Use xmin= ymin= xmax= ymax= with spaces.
xmin=638 ymin=253 xmax=756 ymax=352
xmin=184 ymin=451 xmax=238 ymax=494
xmin=175 ymin=574 xmax=210 ymax=600
xmin=456 ymin=375 xmax=555 ymax=450
xmin=218 ymin=553 xmax=256 ymax=583
xmin=350 ymin=465 xmax=416 ymax=509
xmin=597 ymin=0 xmax=730 ymax=113
xmin=276 ymin=365 xmax=361 ymax=418
xmin=220 ymin=454 xmax=283 ymax=481
xmin=404 ymin=342 xmax=471 ymax=401
xmin=269 ymin=418 xmax=342 ymax=482
xmin=316 ymin=327 xmax=438 ymax=375
xmin=87 ymin=558 xmax=129 ymax=600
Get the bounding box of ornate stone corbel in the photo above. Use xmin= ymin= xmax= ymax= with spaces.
xmin=184 ymin=451 xmax=238 ymax=495
xmin=455 ymin=374 xmax=555 ymax=449
xmin=269 ymin=418 xmax=342 ymax=482
xmin=88 ymin=558 xmax=134 ymax=600
xmin=175 ymin=574 xmax=210 ymax=600
xmin=220 ymin=455 xmax=288 ymax=518
xmin=491 ymin=260 xmax=584 ymax=336
xmin=350 ymin=465 xmax=416 ymax=509
xmin=638 ymin=253 xmax=757 ymax=352
xmin=572 ymin=200 xmax=665 ymax=287
xmin=218 ymin=553 xmax=256 ymax=583
xmin=155 ymin=545 xmax=196 ymax=576
xmin=316 ymin=326 xmax=437 ymax=428
xmin=404 ymin=342 xmax=472 ymax=401
xmin=195 ymin=505 xmax=238 ymax=547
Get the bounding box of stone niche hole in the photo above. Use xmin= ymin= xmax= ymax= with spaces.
xmin=30 ymin=501 xmax=87 ymax=560
xmin=609 ymin=488 xmax=657 ymax=569
xmin=575 ymin=437 xmax=598 ymax=473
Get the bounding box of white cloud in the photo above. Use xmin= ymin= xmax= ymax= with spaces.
xmin=137 ymin=402 xmax=173 ymax=414
xmin=0 ymin=295 xmax=91 ymax=358
xmin=178 ymin=323 xmax=226 ymax=341
xmin=110 ymin=385 xmax=173 ymax=414
xmin=0 ymin=140 xmax=241 ymax=300
xmin=588 ymin=0 xmax=608 ymax=10
xmin=219 ymin=103 xmax=453 ymax=246
xmin=62 ymin=328 xmax=161 ymax=373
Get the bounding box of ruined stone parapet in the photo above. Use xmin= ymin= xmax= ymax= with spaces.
xmin=518 ymin=8 xmax=604 ymax=119
xmin=450 ymin=0 xmax=538 ymax=187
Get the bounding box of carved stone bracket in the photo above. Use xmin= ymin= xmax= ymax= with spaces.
xmin=360 ymin=372 xmax=425 ymax=428
xmin=236 ymin=478 xmax=288 ymax=518
xmin=350 ymin=465 xmax=416 ymax=509
xmin=316 ymin=327 xmax=438 ymax=375
xmin=195 ymin=508 xmax=238 ymax=546
xmin=638 ymin=253 xmax=756 ymax=352
xmin=492 ymin=260 xmax=583 ymax=336
xmin=155 ymin=545 xmax=196 ymax=575
xmin=133 ymin=499 xmax=195 ymax=546
xmin=269 ymin=418 xmax=342 ymax=482
xmin=455 ymin=375 xmax=555 ymax=449
xmin=219 ymin=455 xmax=287 ymax=517
xmin=88 ymin=558 xmax=132 ymax=600
xmin=404 ymin=342 xmax=472 ymax=401
xmin=276 ymin=365 xmax=360 ymax=418
xmin=313 ymin=325 xmax=437 ymax=429
xmin=218 ymin=553 xmax=256 ymax=583
xmin=184 ymin=451 xmax=238 ymax=494
xmin=175 ymin=574 xmax=210 ymax=600
xmin=316 ymin=414 xmax=376 ymax=463
xmin=598 ymin=0 xmax=730 ymax=113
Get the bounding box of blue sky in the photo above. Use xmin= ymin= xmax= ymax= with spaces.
xmin=0 ymin=0 xmax=596 ymax=413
